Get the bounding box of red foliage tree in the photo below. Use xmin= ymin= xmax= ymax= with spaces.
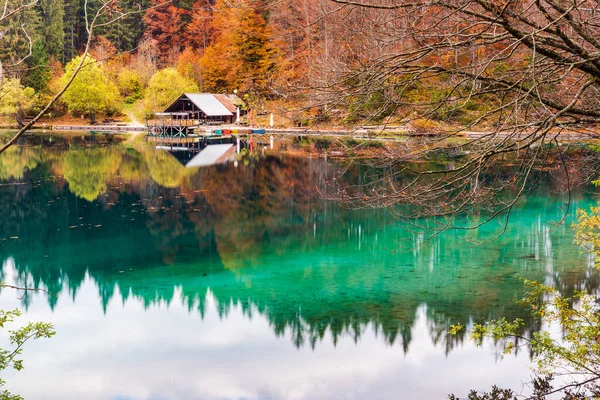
xmin=143 ymin=0 xmax=192 ymax=64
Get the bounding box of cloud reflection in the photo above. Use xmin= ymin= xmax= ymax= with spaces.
xmin=0 ymin=268 xmax=532 ymax=400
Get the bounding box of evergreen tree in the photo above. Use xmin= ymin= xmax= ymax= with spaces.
xmin=23 ymin=40 xmax=51 ymax=92
xmin=97 ymin=0 xmax=150 ymax=52
xmin=62 ymin=0 xmax=84 ymax=62
xmin=40 ymin=0 xmax=65 ymax=59
xmin=0 ymin=0 xmax=42 ymax=71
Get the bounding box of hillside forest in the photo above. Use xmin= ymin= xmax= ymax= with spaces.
xmin=0 ymin=0 xmax=347 ymax=126
xmin=1 ymin=0 xmax=600 ymax=132
xmin=0 ymin=0 xmax=517 ymax=128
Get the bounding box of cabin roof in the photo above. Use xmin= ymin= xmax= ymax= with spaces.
xmin=186 ymin=144 xmax=236 ymax=168
xmin=213 ymin=94 xmax=238 ymax=113
xmin=164 ymin=93 xmax=234 ymax=117
xmin=187 ymin=93 xmax=233 ymax=116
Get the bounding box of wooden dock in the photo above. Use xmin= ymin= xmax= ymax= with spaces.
xmin=53 ymin=125 xmax=146 ymax=132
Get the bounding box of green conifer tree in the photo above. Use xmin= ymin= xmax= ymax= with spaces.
xmin=40 ymin=0 xmax=64 ymax=59
xmin=97 ymin=0 xmax=150 ymax=52
xmin=0 ymin=0 xmax=42 ymax=68
xmin=23 ymin=40 xmax=50 ymax=92
xmin=62 ymin=0 xmax=85 ymax=62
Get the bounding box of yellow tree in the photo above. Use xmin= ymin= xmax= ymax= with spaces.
xmin=575 ymin=204 xmax=600 ymax=267
xmin=60 ymin=55 xmax=120 ymax=121
xmin=144 ymin=67 xmax=198 ymax=111
xmin=0 ymin=79 xmax=36 ymax=115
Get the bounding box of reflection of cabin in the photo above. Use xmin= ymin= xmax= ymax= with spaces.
xmin=146 ymin=93 xmax=246 ymax=137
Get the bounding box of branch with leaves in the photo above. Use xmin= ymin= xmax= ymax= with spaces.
xmin=0 ymin=308 xmax=54 ymax=399
xmin=447 ymin=206 xmax=600 ymax=399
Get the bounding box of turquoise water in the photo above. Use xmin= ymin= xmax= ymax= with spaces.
xmin=0 ymin=142 xmax=598 ymax=399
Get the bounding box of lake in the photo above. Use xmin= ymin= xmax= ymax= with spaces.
xmin=0 ymin=139 xmax=598 ymax=399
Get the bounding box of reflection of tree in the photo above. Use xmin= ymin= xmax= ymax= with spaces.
xmin=144 ymin=149 xmax=191 ymax=188
xmin=0 ymin=146 xmax=40 ymax=180
xmin=118 ymin=147 xmax=149 ymax=183
xmin=192 ymin=156 xmax=330 ymax=274
xmin=63 ymin=148 xmax=123 ymax=201
xmin=1 ymin=144 xmax=599 ymax=353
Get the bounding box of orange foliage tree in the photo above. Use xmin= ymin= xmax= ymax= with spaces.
xmin=184 ymin=0 xmax=213 ymax=52
xmin=176 ymin=47 xmax=203 ymax=88
xmin=198 ymin=0 xmax=280 ymax=96
xmin=268 ymin=0 xmax=321 ymax=87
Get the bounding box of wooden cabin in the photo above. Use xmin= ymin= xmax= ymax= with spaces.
xmin=147 ymin=93 xmax=246 ymax=137
xmin=165 ymin=93 xmax=234 ymax=123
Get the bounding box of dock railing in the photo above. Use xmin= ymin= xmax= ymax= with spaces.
xmin=146 ymin=117 xmax=200 ymax=137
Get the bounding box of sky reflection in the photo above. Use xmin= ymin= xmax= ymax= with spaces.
xmin=0 ymin=264 xmax=532 ymax=400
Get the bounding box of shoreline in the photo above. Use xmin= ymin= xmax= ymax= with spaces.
xmin=4 ymin=128 xmax=595 ymax=163
xmin=1 ymin=123 xmax=598 ymax=143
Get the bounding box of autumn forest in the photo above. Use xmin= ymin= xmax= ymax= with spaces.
xmin=1 ymin=0 xmax=599 ymax=135
xmin=0 ymin=0 xmax=359 ymax=124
